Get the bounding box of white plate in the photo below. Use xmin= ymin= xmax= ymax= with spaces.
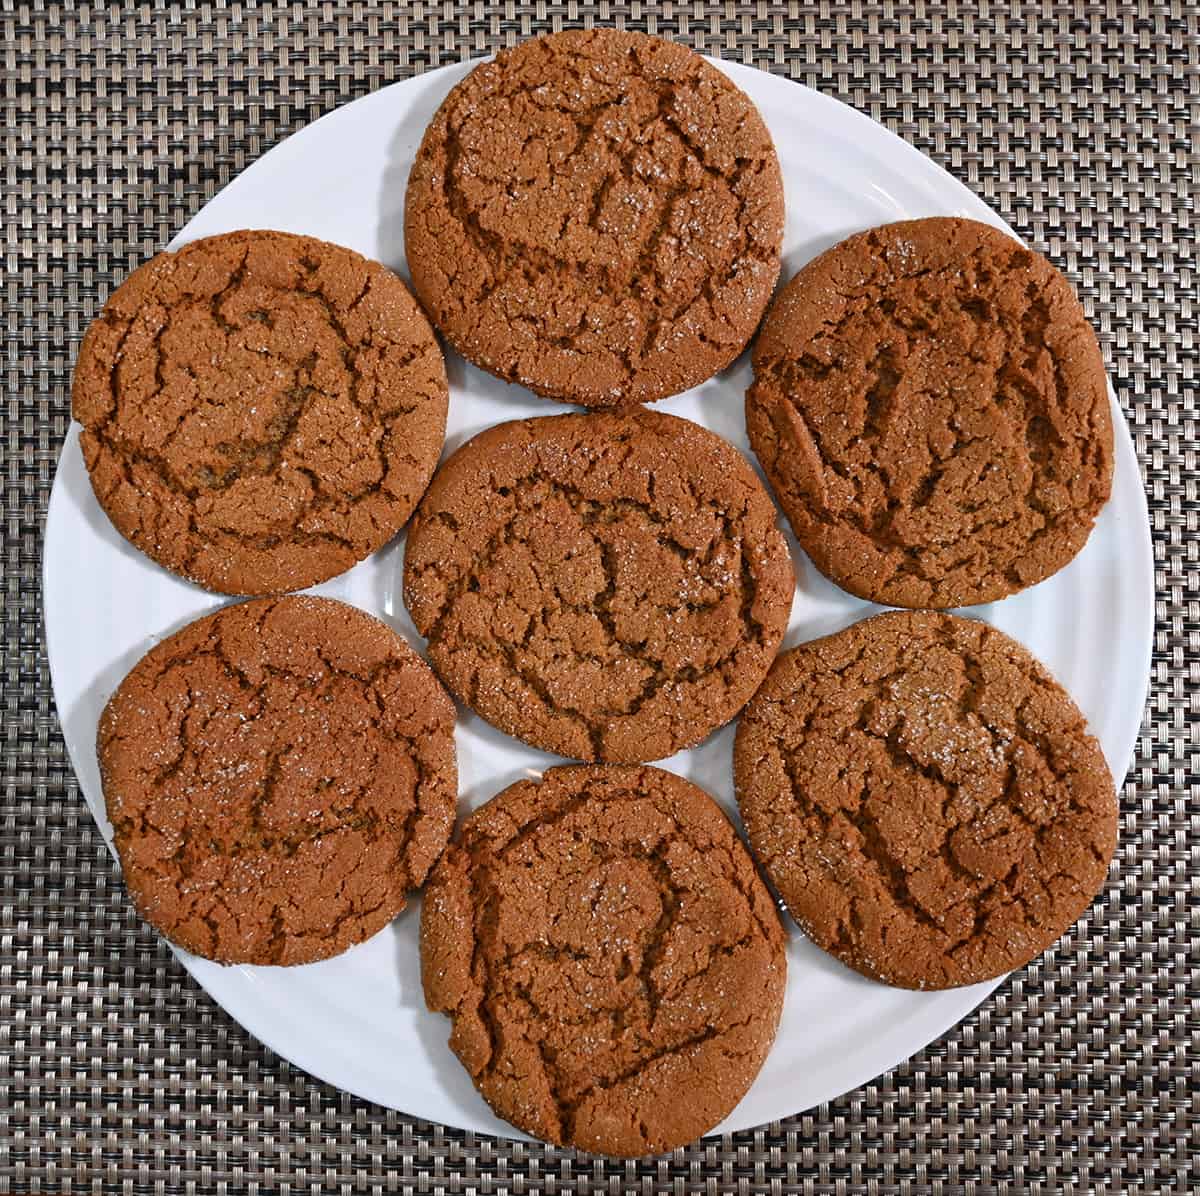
xmin=43 ymin=58 xmax=1153 ymax=1140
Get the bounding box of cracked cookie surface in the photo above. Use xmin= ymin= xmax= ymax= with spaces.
xmin=98 ymin=596 xmax=457 ymax=965
xmin=404 ymin=29 xmax=784 ymax=408
xmin=73 ymin=229 xmax=448 ymax=595
xmin=746 ymin=217 xmax=1113 ymax=608
xmin=734 ymin=610 xmax=1116 ymax=990
xmin=421 ymin=764 xmax=786 ymax=1156
xmin=402 ymin=409 xmax=795 ymax=762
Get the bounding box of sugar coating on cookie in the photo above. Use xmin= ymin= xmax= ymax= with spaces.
xmin=734 ymin=610 xmax=1116 ymax=990
xmin=402 ymin=409 xmax=795 ymax=763
xmin=421 ymin=764 xmax=787 ymax=1156
xmin=405 ymin=29 xmax=784 ymax=407
xmin=98 ymin=596 xmax=457 ymax=966
xmin=73 ymin=229 xmax=448 ymax=595
xmin=747 ymin=217 xmax=1113 ymax=608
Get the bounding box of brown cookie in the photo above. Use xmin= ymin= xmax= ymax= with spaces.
xmin=747 ymin=217 xmax=1114 ymax=608
xmin=733 ymin=610 xmax=1117 ymax=990
xmin=405 ymin=29 xmax=784 ymax=408
xmin=73 ymin=229 xmax=448 ymax=595
xmin=402 ymin=409 xmax=795 ymax=763
xmin=98 ymin=596 xmax=457 ymax=965
xmin=421 ymin=764 xmax=786 ymax=1156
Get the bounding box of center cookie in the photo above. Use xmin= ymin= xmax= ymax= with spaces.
xmin=404 ymin=29 xmax=784 ymax=407
xmin=421 ymin=765 xmax=787 ymax=1156
xmin=402 ymin=410 xmax=795 ymax=763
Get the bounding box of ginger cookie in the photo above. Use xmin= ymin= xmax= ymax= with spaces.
xmin=73 ymin=229 xmax=448 ymax=595
xmin=402 ymin=409 xmax=794 ymax=763
xmin=746 ymin=217 xmax=1114 ymax=608
xmin=421 ymin=764 xmax=786 ymax=1156
xmin=733 ymin=610 xmax=1117 ymax=990
xmin=98 ymin=596 xmax=457 ymax=965
xmin=404 ymin=29 xmax=784 ymax=408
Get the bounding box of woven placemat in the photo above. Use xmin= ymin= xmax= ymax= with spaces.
xmin=3 ymin=2 xmax=1195 ymax=1192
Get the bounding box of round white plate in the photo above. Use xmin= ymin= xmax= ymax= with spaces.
xmin=44 ymin=58 xmax=1153 ymax=1139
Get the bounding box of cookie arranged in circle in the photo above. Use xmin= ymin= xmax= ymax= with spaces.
xmin=421 ymin=764 xmax=786 ymax=1156
xmin=98 ymin=596 xmax=457 ymax=965
xmin=73 ymin=229 xmax=448 ymax=595
xmin=405 ymin=29 xmax=784 ymax=408
xmin=734 ymin=610 xmax=1116 ymax=990
xmin=746 ymin=217 xmax=1114 ymax=608
xmin=403 ymin=409 xmax=795 ymax=763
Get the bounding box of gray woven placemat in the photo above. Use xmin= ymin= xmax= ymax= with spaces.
xmin=2 ymin=2 xmax=1196 ymax=1192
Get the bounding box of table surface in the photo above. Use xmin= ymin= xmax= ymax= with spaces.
xmin=3 ymin=3 xmax=1195 ymax=1193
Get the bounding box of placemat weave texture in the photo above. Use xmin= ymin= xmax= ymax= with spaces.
xmin=3 ymin=2 xmax=1195 ymax=1192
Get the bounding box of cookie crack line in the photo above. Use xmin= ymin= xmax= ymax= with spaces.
xmin=437 ymin=78 xmax=771 ymax=338
xmin=111 ymin=642 xmax=442 ymax=863
xmin=782 ymin=667 xmax=1101 ymax=938
xmin=93 ymin=264 xmax=381 ymax=501
xmin=410 ymin=465 xmax=774 ymax=749
xmin=762 ymin=269 xmax=1086 ymax=545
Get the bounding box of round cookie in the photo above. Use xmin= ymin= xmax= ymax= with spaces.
xmin=421 ymin=764 xmax=787 ymax=1156
xmin=73 ymin=229 xmax=448 ymax=595
xmin=746 ymin=217 xmax=1114 ymax=608
xmin=98 ymin=596 xmax=457 ymax=965
xmin=402 ymin=409 xmax=795 ymax=763
xmin=733 ymin=610 xmax=1117 ymax=990
xmin=405 ymin=29 xmax=784 ymax=408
